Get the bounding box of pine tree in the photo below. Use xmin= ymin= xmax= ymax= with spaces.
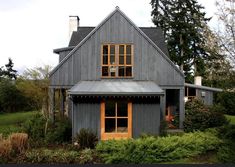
xmin=2 ymin=58 xmax=18 ymax=80
xmin=151 ymin=0 xmax=210 ymax=82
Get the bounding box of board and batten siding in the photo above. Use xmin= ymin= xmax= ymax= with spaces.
xmin=132 ymin=103 xmax=160 ymax=138
xmin=50 ymin=10 xmax=184 ymax=87
xmin=196 ymin=89 xmax=214 ymax=105
xmin=59 ymin=50 xmax=72 ymax=62
xmin=72 ymin=102 xmax=101 ymax=139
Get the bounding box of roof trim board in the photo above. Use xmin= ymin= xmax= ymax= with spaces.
xmin=49 ymin=7 xmax=184 ymax=77
xmin=185 ymin=83 xmax=223 ymax=92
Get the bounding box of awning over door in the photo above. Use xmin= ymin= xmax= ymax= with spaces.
xmin=68 ymin=81 xmax=164 ymax=96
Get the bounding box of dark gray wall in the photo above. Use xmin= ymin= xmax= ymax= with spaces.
xmin=196 ymin=89 xmax=214 ymax=105
xmin=50 ymin=10 xmax=184 ymax=87
xmin=72 ymin=102 xmax=101 ymax=139
xmin=132 ymin=103 xmax=160 ymax=138
xmin=59 ymin=50 xmax=72 ymax=62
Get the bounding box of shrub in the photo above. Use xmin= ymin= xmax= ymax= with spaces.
xmin=217 ymin=141 xmax=235 ymax=163
xmin=216 ymin=91 xmax=235 ymax=115
xmin=22 ymin=113 xmax=47 ymax=141
xmin=9 ymin=133 xmax=28 ymax=154
xmin=217 ymin=124 xmax=235 ymax=140
xmin=79 ymin=148 xmax=95 ymax=164
xmin=74 ymin=128 xmax=98 ymax=149
xmin=23 ymin=113 xmax=72 ymax=146
xmin=184 ymin=99 xmax=228 ymax=132
xmin=45 ymin=118 xmax=72 ymax=144
xmin=25 ymin=148 xmax=80 ymax=163
xmin=96 ymin=131 xmax=221 ymax=164
xmin=0 ymin=138 xmax=12 ymax=159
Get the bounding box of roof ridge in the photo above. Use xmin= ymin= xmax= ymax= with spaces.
xmin=50 ymin=7 xmax=184 ymax=77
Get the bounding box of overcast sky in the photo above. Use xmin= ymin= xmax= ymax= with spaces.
xmin=0 ymin=0 xmax=218 ymax=74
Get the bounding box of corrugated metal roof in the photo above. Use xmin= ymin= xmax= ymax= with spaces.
xmin=69 ymin=81 xmax=164 ymax=96
xmin=185 ymin=83 xmax=223 ymax=92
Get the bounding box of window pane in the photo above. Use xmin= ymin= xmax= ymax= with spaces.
xmin=126 ymin=55 xmax=131 ymax=65
xmin=126 ymin=45 xmax=131 ymax=54
xmin=118 ymin=66 xmax=125 ymax=77
xmin=110 ymin=55 xmax=115 ymax=64
xmin=103 ymin=55 xmax=108 ymax=65
xmin=117 ymin=118 xmax=128 ymax=132
xmin=102 ymin=67 xmax=109 ymax=76
xmin=117 ymin=101 xmax=128 ymax=117
xmin=119 ymin=45 xmax=124 ymax=54
xmin=105 ymin=100 xmax=115 ymax=116
xmin=103 ymin=45 xmax=108 ymax=54
xmin=105 ymin=118 xmax=116 ymax=133
xmin=126 ymin=67 xmax=132 ymax=77
xmin=110 ymin=45 xmax=115 ymax=54
xmin=110 ymin=66 xmax=116 ymax=77
xmin=119 ymin=55 xmax=124 ymax=65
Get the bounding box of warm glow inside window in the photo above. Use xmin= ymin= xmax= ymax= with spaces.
xmin=102 ymin=44 xmax=133 ymax=78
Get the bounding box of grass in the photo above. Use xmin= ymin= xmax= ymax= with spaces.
xmin=0 ymin=111 xmax=37 ymax=136
xmin=225 ymin=114 xmax=235 ymax=125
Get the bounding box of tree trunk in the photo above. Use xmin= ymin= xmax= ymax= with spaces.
xmin=180 ymin=34 xmax=184 ymax=71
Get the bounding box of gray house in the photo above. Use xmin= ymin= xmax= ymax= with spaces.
xmin=50 ymin=7 xmax=212 ymax=140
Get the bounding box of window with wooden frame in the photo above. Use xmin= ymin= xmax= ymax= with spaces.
xmin=100 ymin=99 xmax=132 ymax=140
xmin=101 ymin=44 xmax=133 ymax=78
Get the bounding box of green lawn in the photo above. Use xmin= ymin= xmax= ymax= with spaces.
xmin=225 ymin=114 xmax=235 ymax=125
xmin=0 ymin=111 xmax=37 ymax=136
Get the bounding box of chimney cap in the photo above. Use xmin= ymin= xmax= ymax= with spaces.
xmin=69 ymin=15 xmax=80 ymax=21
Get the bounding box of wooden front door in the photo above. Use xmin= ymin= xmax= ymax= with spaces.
xmin=101 ymin=99 xmax=132 ymax=140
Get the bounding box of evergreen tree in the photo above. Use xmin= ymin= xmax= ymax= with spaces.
xmin=151 ymin=0 xmax=210 ymax=82
xmin=2 ymin=58 xmax=18 ymax=80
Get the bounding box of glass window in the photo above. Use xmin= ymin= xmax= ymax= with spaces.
xmin=103 ymin=45 xmax=108 ymax=54
xmin=118 ymin=66 xmax=125 ymax=77
xmin=105 ymin=119 xmax=115 ymax=132
xmin=119 ymin=45 xmax=124 ymax=54
xmin=105 ymin=100 xmax=115 ymax=117
xmin=104 ymin=100 xmax=129 ymax=134
xmin=126 ymin=45 xmax=131 ymax=54
xmin=126 ymin=67 xmax=132 ymax=77
xmin=117 ymin=118 xmax=128 ymax=132
xmin=102 ymin=44 xmax=133 ymax=77
xmin=102 ymin=67 xmax=109 ymax=76
xmin=103 ymin=55 xmax=108 ymax=65
xmin=126 ymin=55 xmax=131 ymax=65
xmin=117 ymin=101 xmax=128 ymax=117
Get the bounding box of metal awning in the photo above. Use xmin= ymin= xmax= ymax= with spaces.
xmin=68 ymin=81 xmax=164 ymax=96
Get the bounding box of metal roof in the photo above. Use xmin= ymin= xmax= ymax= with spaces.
xmin=185 ymin=83 xmax=223 ymax=92
xmin=69 ymin=81 xmax=164 ymax=96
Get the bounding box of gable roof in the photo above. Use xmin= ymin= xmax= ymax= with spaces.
xmin=50 ymin=7 xmax=184 ymax=77
xmin=68 ymin=27 xmax=169 ymax=56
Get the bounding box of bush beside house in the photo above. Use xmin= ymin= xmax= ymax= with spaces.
xmin=183 ymin=99 xmax=228 ymax=132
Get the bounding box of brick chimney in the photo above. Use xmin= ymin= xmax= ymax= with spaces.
xmin=194 ymin=76 xmax=202 ymax=86
xmin=69 ymin=16 xmax=80 ymax=40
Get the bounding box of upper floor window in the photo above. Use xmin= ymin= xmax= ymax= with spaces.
xmin=101 ymin=44 xmax=133 ymax=78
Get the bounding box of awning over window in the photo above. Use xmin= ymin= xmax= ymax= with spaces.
xmin=69 ymin=81 xmax=164 ymax=96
